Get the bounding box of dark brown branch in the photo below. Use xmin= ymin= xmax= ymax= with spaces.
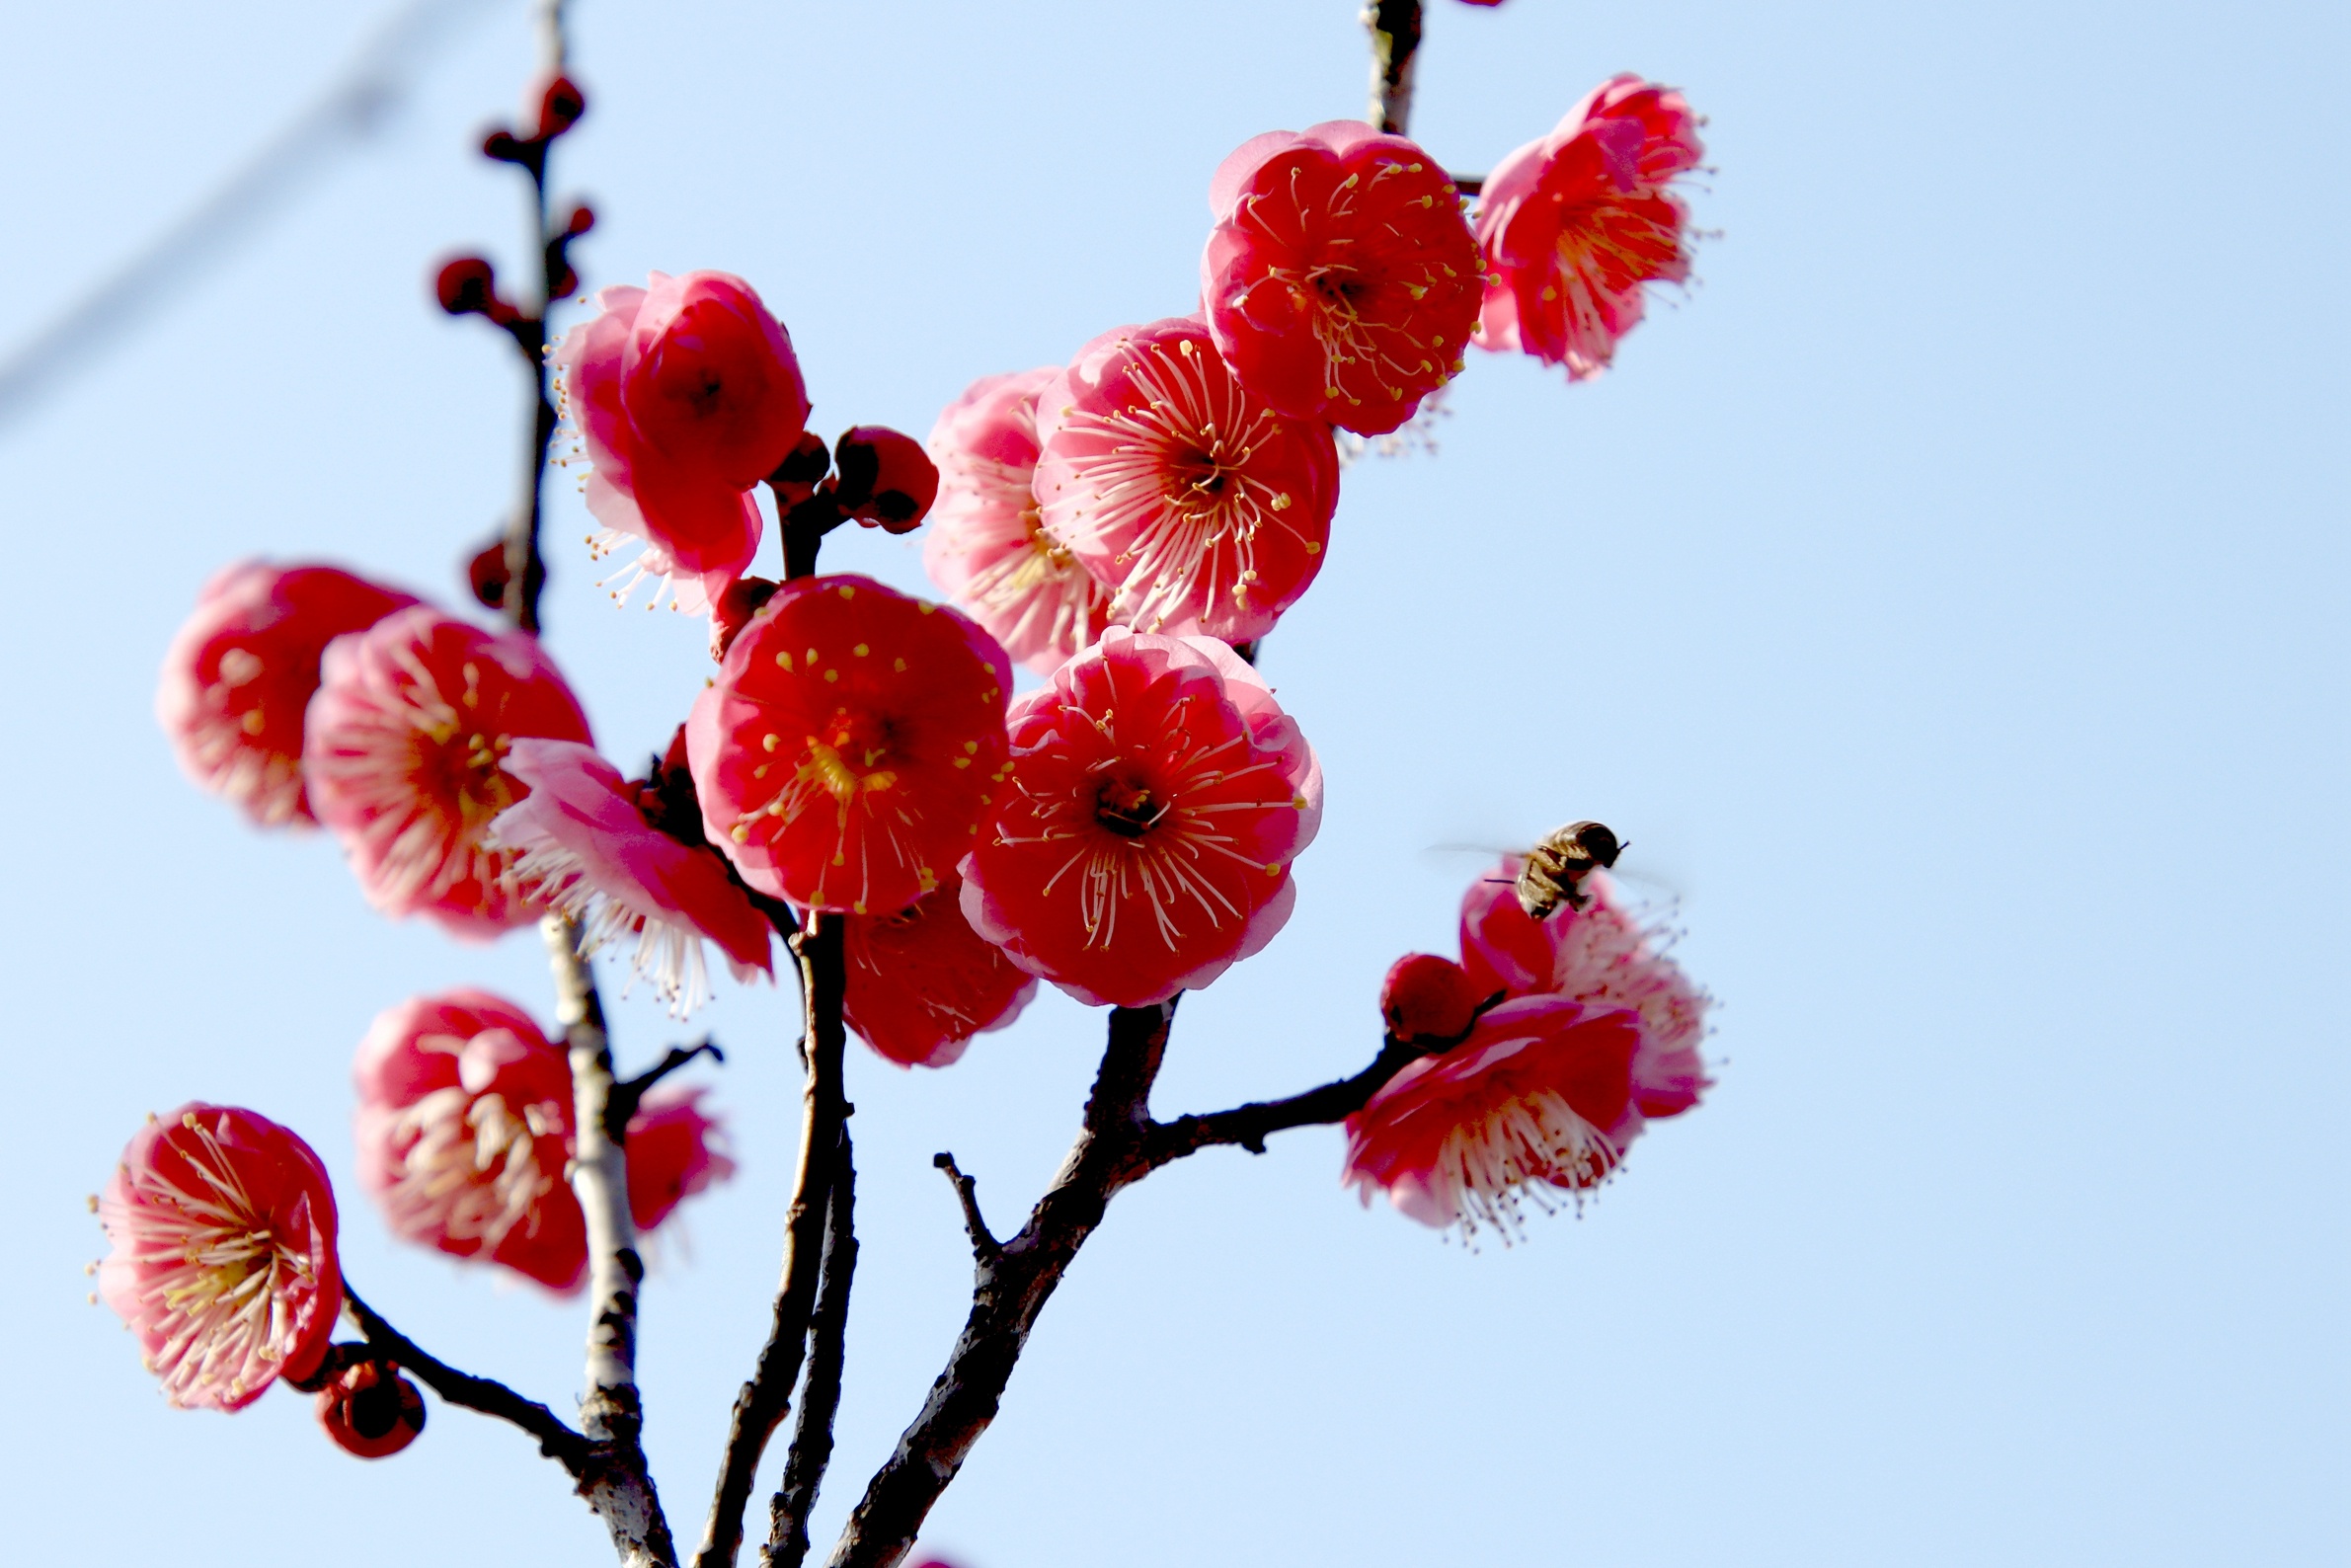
xmin=609 ymin=1039 xmax=725 ymax=1136
xmin=823 ymin=1001 xmax=1177 ymax=1568
xmin=340 ymin=1285 xmax=590 ymax=1472
xmin=1366 ymin=0 xmax=1424 ymax=135
xmin=762 ymin=1130 xmax=860 ymax=1568
xmin=931 ymin=1152 xmax=998 ymax=1263
xmin=1450 ymin=172 xmax=1484 ymax=198
xmin=1144 ymin=1034 xmax=1430 ymax=1164
xmin=695 ymin=913 xmax=850 ymax=1568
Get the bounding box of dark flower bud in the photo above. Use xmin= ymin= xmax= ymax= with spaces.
xmin=833 ymin=426 xmax=939 ymax=534
xmin=767 ymin=431 xmax=833 ymax=506
xmin=536 ymin=74 xmax=587 ymax=138
xmin=316 ymin=1360 xmax=427 ymax=1459
xmin=466 ymin=538 xmax=512 ymax=609
xmin=709 ymin=574 xmax=782 ymax=663
xmin=434 ymin=256 xmax=498 ymax=317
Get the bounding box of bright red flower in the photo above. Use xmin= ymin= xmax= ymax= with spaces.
xmin=1033 ymin=317 xmax=1339 ymax=645
xmin=315 ymin=1360 xmax=427 ymax=1458
xmin=1342 ymin=996 xmax=1646 ymax=1235
xmin=1473 ymin=76 xmax=1705 ymax=378
xmin=688 ymin=575 xmax=1012 ymax=916
xmin=1459 ymin=859 xmax=1710 ymax=1119
xmin=490 ymin=738 xmax=772 ymax=1016
xmin=555 ymin=271 xmax=811 ymax=612
xmin=97 ymin=1104 xmax=343 ymax=1411
xmin=923 ymin=367 xmax=1114 ymax=675
xmin=624 ymin=1088 xmax=736 ymax=1229
xmin=352 ymin=990 xmax=587 ymax=1292
xmin=1203 ymin=120 xmax=1481 ymax=435
xmin=155 ymin=562 xmax=418 ymax=826
xmin=834 ymin=425 xmax=940 ymax=534
xmin=962 ymin=627 xmax=1320 ymax=1007
xmin=303 ymin=606 xmax=594 ymax=939
xmin=843 ymin=870 xmax=1037 ymax=1067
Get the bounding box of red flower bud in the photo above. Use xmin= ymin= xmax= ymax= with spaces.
xmin=315 ymin=1360 xmax=427 ymax=1459
xmin=833 ymin=426 xmax=939 ymax=534
xmin=768 ymin=431 xmax=833 ymax=506
xmin=708 ymin=574 xmax=781 ymax=662
xmin=1380 ymin=953 xmax=1485 ymax=1043
xmin=467 ymin=538 xmax=512 ymax=608
xmin=434 ymin=256 xmax=498 ymax=317
xmin=536 ymin=74 xmax=587 ymax=137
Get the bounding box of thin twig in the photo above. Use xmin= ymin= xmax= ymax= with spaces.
xmin=763 ymin=1130 xmax=860 ymax=1568
xmin=340 ymin=1284 xmax=590 ymax=1470
xmin=1143 ymin=1035 xmax=1433 ymax=1164
xmin=823 ymin=1001 xmax=1177 ymax=1568
xmin=931 ymin=1152 xmax=999 ymax=1263
xmin=609 ymin=1039 xmax=726 ymax=1135
xmin=695 ymin=913 xmax=850 ymax=1568
xmin=1365 ymin=0 xmax=1423 ymax=135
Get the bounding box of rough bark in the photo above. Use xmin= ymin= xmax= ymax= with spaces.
xmin=763 ymin=1134 xmax=860 ymax=1568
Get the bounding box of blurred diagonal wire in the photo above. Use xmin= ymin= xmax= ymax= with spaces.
xmin=0 ymin=0 xmax=509 ymax=435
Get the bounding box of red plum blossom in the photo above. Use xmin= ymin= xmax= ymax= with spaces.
xmin=303 ymin=606 xmax=594 ymax=940
xmin=1203 ymin=121 xmax=1481 ymax=435
xmin=156 ymin=562 xmax=418 ymax=826
xmin=962 ymin=627 xmax=1320 ymax=1008
xmin=688 ymin=575 xmax=1012 ymax=916
xmin=490 ymin=738 xmax=772 ymax=1015
xmin=842 ymin=871 xmax=1037 ymax=1067
xmin=98 ymin=1104 xmax=343 ymax=1411
xmin=1034 ymin=317 xmax=1339 ymax=645
xmin=555 ymin=270 xmax=810 ymax=612
xmin=1473 ymin=75 xmax=1704 ymax=378
xmin=923 ymin=367 xmax=1114 ymax=674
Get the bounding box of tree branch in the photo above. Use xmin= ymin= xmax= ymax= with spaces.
xmin=1366 ymin=0 xmax=1424 ymax=136
xmin=1144 ymin=1033 xmax=1433 ymax=1165
xmin=930 ymin=1152 xmax=998 ymax=1263
xmin=609 ymin=1039 xmax=725 ymax=1136
xmin=549 ymin=914 xmax=680 ymax=1568
xmin=695 ymin=912 xmax=851 ymax=1568
xmin=763 ymin=1131 xmax=860 ymax=1568
xmin=339 ymin=1284 xmax=590 ymax=1472
xmin=823 ymin=1000 xmax=1177 ymax=1568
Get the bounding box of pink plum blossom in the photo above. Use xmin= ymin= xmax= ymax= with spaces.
xmin=490 ymin=738 xmax=772 ymax=1015
xmin=303 ymin=606 xmax=594 ymax=940
xmin=554 ymin=270 xmax=810 ymax=612
xmin=1459 ymin=858 xmax=1710 ymax=1118
xmin=1473 ymin=75 xmax=1705 ymax=378
xmin=1203 ymin=121 xmax=1481 ymax=434
xmin=962 ymin=627 xmax=1320 ymax=1008
xmin=1343 ymin=996 xmax=1646 ymax=1236
xmin=155 ymin=562 xmax=418 ymax=826
xmin=688 ymin=575 xmax=1013 ymax=917
xmin=843 ymin=870 xmax=1036 ymax=1067
xmin=922 ymin=367 xmax=1114 ymax=675
xmin=624 ymin=1088 xmax=737 ymax=1229
xmin=352 ymin=990 xmax=587 ymax=1292
xmin=1033 ymin=317 xmax=1339 ymax=645
xmin=98 ymin=1104 xmax=343 ymax=1411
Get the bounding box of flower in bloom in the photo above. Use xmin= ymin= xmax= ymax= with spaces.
xmin=303 ymin=606 xmax=594 ymax=940
xmin=1033 ymin=317 xmax=1340 ymax=645
xmin=1342 ymin=859 xmax=1712 ymax=1236
xmin=98 ymin=1104 xmax=343 ymax=1411
xmin=922 ymin=367 xmax=1115 ymax=674
xmin=489 ymin=739 xmax=772 ymax=1015
xmin=962 ymin=627 xmax=1320 ymax=1007
xmin=689 ymin=575 xmax=1012 ymax=916
xmin=843 ymin=870 xmax=1037 ymax=1067
xmin=352 ymin=991 xmax=736 ymax=1293
xmin=1459 ymin=858 xmax=1710 ymax=1118
xmin=352 ymin=990 xmax=587 ymax=1291
xmin=315 ymin=1360 xmax=428 ymax=1458
xmin=155 ymin=562 xmax=418 ymax=826
xmin=1342 ymin=995 xmax=1647 ymax=1235
xmin=624 ymin=1088 xmax=736 ymax=1229
xmin=554 ymin=270 xmax=811 ymax=612
xmin=1202 ymin=121 xmax=1482 ymax=435
xmin=1472 ymin=75 xmax=1705 ymax=378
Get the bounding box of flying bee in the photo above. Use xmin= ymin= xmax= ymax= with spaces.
xmin=1514 ymin=820 xmax=1622 ymax=920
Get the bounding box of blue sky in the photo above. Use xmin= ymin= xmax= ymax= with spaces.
xmin=2 ymin=1 xmax=2342 ymax=1564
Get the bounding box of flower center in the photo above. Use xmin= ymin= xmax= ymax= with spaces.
xmin=803 ymin=708 xmax=899 ymax=801
xmin=1094 ymin=775 xmax=1165 ymax=838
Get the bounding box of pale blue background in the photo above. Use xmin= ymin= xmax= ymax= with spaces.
xmin=2 ymin=1 xmax=2342 ymax=1563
